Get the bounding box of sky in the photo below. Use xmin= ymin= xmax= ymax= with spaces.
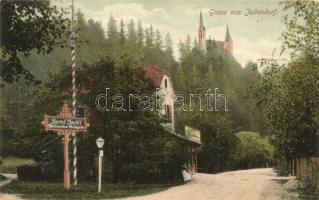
xmin=54 ymin=0 xmax=290 ymax=67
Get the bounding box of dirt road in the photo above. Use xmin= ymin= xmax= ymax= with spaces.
xmin=123 ymin=168 xmax=293 ymax=200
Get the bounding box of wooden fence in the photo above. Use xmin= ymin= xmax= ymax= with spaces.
xmin=296 ymin=157 xmax=319 ymax=181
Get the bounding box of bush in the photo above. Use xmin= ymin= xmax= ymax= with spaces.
xmin=17 ymin=164 xmax=42 ymax=181
xmin=233 ymin=131 xmax=274 ymax=169
xmin=274 ymin=159 xmax=291 ymax=176
xmin=40 ymin=162 xmax=63 ymax=180
xmin=118 ymin=135 xmax=187 ymax=184
xmin=293 ymin=171 xmax=319 ymax=200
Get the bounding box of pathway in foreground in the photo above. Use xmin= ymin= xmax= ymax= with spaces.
xmin=0 ymin=174 xmax=21 ymax=200
xmin=123 ymin=168 xmax=294 ymax=200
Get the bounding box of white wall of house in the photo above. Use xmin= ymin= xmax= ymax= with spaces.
xmin=157 ymin=74 xmax=175 ymax=131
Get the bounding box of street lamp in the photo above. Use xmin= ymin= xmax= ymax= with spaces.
xmin=96 ymin=137 xmax=105 ymax=149
xmin=96 ymin=137 xmax=104 ymax=193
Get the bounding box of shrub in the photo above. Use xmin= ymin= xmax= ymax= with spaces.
xmin=118 ymin=135 xmax=187 ymax=184
xmin=40 ymin=162 xmax=63 ymax=180
xmin=303 ymin=170 xmax=319 ymax=199
xmin=17 ymin=164 xmax=42 ymax=181
xmin=294 ymin=171 xmax=319 ymax=200
xmin=274 ymin=159 xmax=291 ymax=176
xmin=233 ymin=131 xmax=274 ymax=169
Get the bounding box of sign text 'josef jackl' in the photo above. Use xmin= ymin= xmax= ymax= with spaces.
xmin=42 ymin=116 xmax=88 ymax=132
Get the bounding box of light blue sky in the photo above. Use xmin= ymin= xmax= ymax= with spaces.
xmin=54 ymin=0 xmax=290 ymax=67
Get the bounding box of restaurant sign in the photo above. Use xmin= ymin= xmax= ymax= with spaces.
xmin=42 ymin=116 xmax=89 ymax=132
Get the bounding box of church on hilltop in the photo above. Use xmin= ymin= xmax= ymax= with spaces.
xmin=198 ymin=11 xmax=233 ymax=55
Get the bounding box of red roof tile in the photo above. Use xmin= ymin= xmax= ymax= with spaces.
xmin=143 ymin=65 xmax=168 ymax=88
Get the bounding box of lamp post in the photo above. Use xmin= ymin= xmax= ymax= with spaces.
xmin=96 ymin=137 xmax=105 ymax=193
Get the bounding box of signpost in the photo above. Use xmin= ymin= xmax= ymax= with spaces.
xmin=42 ymin=102 xmax=88 ymax=189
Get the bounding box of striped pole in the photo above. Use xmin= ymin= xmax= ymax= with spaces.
xmin=71 ymin=0 xmax=78 ymax=186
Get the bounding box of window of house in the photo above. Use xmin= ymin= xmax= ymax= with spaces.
xmin=165 ymin=79 xmax=167 ymax=88
xmin=166 ymin=105 xmax=171 ymax=121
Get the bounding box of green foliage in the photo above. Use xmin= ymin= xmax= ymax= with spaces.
xmin=174 ymin=34 xmax=266 ymax=173
xmin=178 ymin=110 xmax=238 ymax=173
xmin=176 ymin=36 xmax=263 ymax=132
xmin=248 ymin=2 xmax=319 ymax=186
xmin=0 ymin=13 xmax=178 ymax=142
xmin=233 ymin=131 xmax=274 ymax=169
xmin=281 ymin=1 xmax=319 ymax=60
xmin=198 ymin=121 xmax=238 ymax=173
xmin=0 ymin=0 xmax=69 ymax=84
xmin=292 ymin=170 xmax=319 ymax=200
xmin=302 ymin=171 xmax=319 ymax=199
xmin=1 ymin=181 xmax=177 ymax=200
xmin=252 ymin=58 xmax=319 ymax=159
xmin=0 ymin=5 xmax=275 ymax=178
xmin=19 ymin=56 xmax=186 ymax=183
xmin=17 ymin=164 xmax=42 ymax=181
xmin=274 ymin=158 xmax=291 ymax=176
xmin=0 ymin=157 xmax=35 ymax=173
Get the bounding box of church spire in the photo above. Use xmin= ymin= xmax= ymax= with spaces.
xmin=224 ymin=24 xmax=233 ymax=54
xmin=225 ymin=24 xmax=232 ymax=42
xmin=198 ymin=11 xmax=207 ymax=53
xmin=199 ymin=10 xmax=204 ymax=27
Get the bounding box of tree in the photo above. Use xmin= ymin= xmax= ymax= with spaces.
xmin=234 ymin=132 xmax=274 ymax=169
xmin=0 ymin=0 xmax=69 ymax=85
xmin=163 ymin=33 xmax=176 ymax=74
xmin=106 ymin=15 xmax=119 ymax=49
xmin=179 ymin=110 xmax=238 ymax=173
xmin=137 ymin=20 xmax=144 ymax=46
xmin=251 ymin=0 xmax=319 ymax=161
xmin=127 ymin=19 xmax=137 ymax=44
xmin=191 ymin=63 xmax=200 ymax=88
xmin=144 ymin=28 xmax=152 ymax=48
xmin=119 ymin=19 xmax=126 ymax=45
xmin=185 ymin=35 xmax=192 ymax=55
xmin=252 ymin=59 xmax=319 ymax=159
xmin=149 ymin=25 xmax=154 ymax=47
xmin=281 ymin=1 xmax=319 ymax=60
xmin=154 ymin=30 xmax=162 ymax=49
xmin=164 ymin=33 xmax=173 ymax=55
xmin=21 ymin=55 xmax=187 ymax=183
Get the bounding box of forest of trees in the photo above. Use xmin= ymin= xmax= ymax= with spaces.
xmin=0 ymin=7 xmax=269 ymax=181
xmin=1 ymin=0 xmax=317 ymax=185
xmin=252 ymin=1 xmax=319 ymax=176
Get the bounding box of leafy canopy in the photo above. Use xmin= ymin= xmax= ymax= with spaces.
xmin=0 ymin=0 xmax=69 ymax=85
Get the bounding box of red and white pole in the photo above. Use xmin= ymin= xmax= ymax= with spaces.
xmin=71 ymin=0 xmax=78 ymax=186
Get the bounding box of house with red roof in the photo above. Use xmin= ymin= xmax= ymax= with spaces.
xmin=143 ymin=64 xmax=201 ymax=175
xmin=143 ymin=65 xmax=176 ymax=131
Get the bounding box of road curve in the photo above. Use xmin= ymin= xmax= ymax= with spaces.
xmin=122 ymin=168 xmax=292 ymax=200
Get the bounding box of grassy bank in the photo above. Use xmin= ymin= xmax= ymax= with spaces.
xmin=1 ymin=157 xmax=35 ymax=173
xmin=1 ymin=180 xmax=177 ymax=199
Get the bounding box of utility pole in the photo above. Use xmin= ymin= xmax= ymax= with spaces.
xmin=70 ymin=0 xmax=78 ymax=186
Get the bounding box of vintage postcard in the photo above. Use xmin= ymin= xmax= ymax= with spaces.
xmin=0 ymin=0 xmax=318 ymax=199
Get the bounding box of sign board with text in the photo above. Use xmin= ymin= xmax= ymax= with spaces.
xmin=42 ymin=116 xmax=89 ymax=132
